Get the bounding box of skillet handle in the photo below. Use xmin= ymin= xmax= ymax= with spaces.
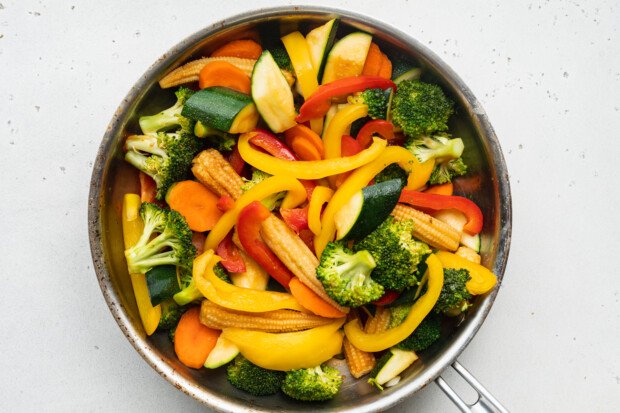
xmin=435 ymin=361 xmax=509 ymax=413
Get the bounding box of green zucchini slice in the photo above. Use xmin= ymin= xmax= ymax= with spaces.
xmin=145 ymin=265 xmax=180 ymax=306
xmin=321 ymin=32 xmax=372 ymax=84
xmin=306 ymin=18 xmax=339 ymax=82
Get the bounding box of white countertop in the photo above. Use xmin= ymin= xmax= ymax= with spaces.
xmin=1 ymin=0 xmax=619 ymax=411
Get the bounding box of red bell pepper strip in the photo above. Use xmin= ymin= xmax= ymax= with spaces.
xmin=139 ymin=172 xmax=157 ymax=203
xmin=356 ymin=120 xmax=395 ymax=149
xmin=248 ymin=129 xmax=298 ymax=161
xmin=300 ymin=179 xmax=317 ymax=200
xmin=296 ymin=76 xmax=396 ymax=123
xmin=280 ymin=206 xmax=309 ymax=233
xmin=298 ymin=229 xmax=315 ymax=252
xmin=228 ymin=144 xmax=246 ymax=176
xmin=237 ymin=201 xmax=295 ymax=287
xmin=372 ymin=290 xmax=400 ymax=306
xmin=216 ymin=195 xmax=235 ymax=212
xmin=334 ymin=135 xmax=363 ymax=187
xmin=216 ymin=233 xmax=246 ymax=273
xmin=399 ymin=190 xmax=483 ymax=234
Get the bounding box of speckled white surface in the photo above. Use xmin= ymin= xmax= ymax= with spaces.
xmin=1 ymin=0 xmax=619 ymax=411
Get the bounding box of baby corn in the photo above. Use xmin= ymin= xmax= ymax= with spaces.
xmin=391 ymin=204 xmax=461 ymax=251
xmin=192 ymin=149 xmax=245 ymax=199
xmin=159 ymin=56 xmax=295 ymax=89
xmin=364 ymin=306 xmax=391 ymax=334
xmin=455 ymin=246 xmax=481 ymax=264
xmin=344 ymin=337 xmax=376 ymax=378
xmin=200 ymin=300 xmax=331 ymax=333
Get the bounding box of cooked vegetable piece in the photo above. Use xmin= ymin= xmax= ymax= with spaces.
xmin=145 ymin=265 xmax=180 ymax=306
xmin=368 ymin=348 xmax=418 ymax=390
xmin=424 ymin=182 xmax=454 ymax=196
xmin=321 ymin=32 xmax=372 ymax=84
xmin=124 ymin=202 xmax=195 ymax=275
xmin=348 ymin=88 xmax=392 ymax=120
xmin=343 ymin=336 xmax=376 ymax=378
xmin=284 ymin=124 xmax=325 ymax=158
xmin=124 ymin=132 xmax=200 ymax=200
xmin=166 ymin=180 xmax=223 ymax=232
xmin=389 ymin=307 xmax=441 ymax=351
xmin=405 ymin=134 xmax=467 ymax=185
xmin=211 ymin=39 xmax=263 ymax=60
xmin=375 ymin=164 xmax=408 ymax=188
xmin=378 ymin=53 xmax=393 ymax=79
xmin=158 ymin=299 xmax=186 ymax=330
xmin=241 ymin=169 xmax=285 ymax=211
xmin=391 ymin=79 xmax=454 ymax=137
xmin=204 ymin=336 xmax=240 ymax=369
xmin=182 ymin=87 xmax=258 ymax=134
xmin=316 ymin=241 xmax=382 ymax=307
xmin=455 ymin=246 xmax=481 ymax=263
xmin=216 ymin=232 xmax=246 ymax=273
xmin=269 ymin=45 xmax=293 ymax=71
xmin=227 ymin=355 xmax=285 ymax=396
xmin=174 ymin=307 xmax=220 ymax=369
xmin=306 ymin=18 xmax=339 ymax=81
xmin=191 ymin=149 xmax=245 ymax=200
xmin=334 ymin=179 xmax=402 ymax=241
xmin=251 ymin=50 xmax=297 ymax=132
xmin=289 ymin=275 xmax=348 ymax=319
xmin=391 ymin=203 xmax=461 ymax=251
xmin=198 ymin=61 xmax=251 ymax=94
xmin=193 ymin=121 xmax=236 ymax=152
xmin=139 ymin=87 xmax=195 ymax=134
xmin=282 ymin=364 xmax=343 ymax=401
xmin=435 ymin=251 xmax=496 ymax=295
xmin=354 ymin=217 xmax=431 ymax=291
xmin=362 ymin=42 xmax=383 ymax=76
xmin=434 ymin=268 xmax=473 ymax=315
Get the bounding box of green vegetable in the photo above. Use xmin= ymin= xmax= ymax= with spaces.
xmin=388 ymin=307 xmax=441 ymax=351
xmin=316 ymin=241 xmax=383 ymax=307
xmin=241 ymin=169 xmax=285 ymax=210
xmin=354 ymin=217 xmax=431 ymax=291
xmin=227 ymin=355 xmax=285 ymax=396
xmin=348 ymin=88 xmax=392 ymax=120
xmin=124 ymin=132 xmax=200 ymax=200
xmin=321 ymin=32 xmax=372 ymax=84
xmin=213 ymin=262 xmax=231 ymax=283
xmin=281 ymin=364 xmax=343 ymax=401
xmin=173 ymin=262 xmax=229 ymax=306
xmin=305 ymin=18 xmax=339 ymax=82
xmin=429 ymin=157 xmax=468 ymax=185
xmin=406 ymin=134 xmax=467 ymax=184
xmin=145 ymin=265 xmax=180 ymax=306
xmin=368 ymin=348 xmax=418 ymax=390
xmin=182 ymin=86 xmax=258 ymax=133
xmin=334 ymin=179 xmax=403 ymax=241
xmin=124 ymin=203 xmax=195 ymax=275
xmin=268 ymin=45 xmax=293 ymax=72
xmin=391 ymin=79 xmax=454 ymax=137
xmin=139 ymin=87 xmax=195 ymax=134
xmin=435 ymin=268 xmax=473 ymax=315
xmin=374 ymin=164 xmax=408 ymax=189
xmin=194 ymin=121 xmax=236 ymax=152
xmin=204 ymin=336 xmax=239 ymax=369
xmin=158 ymin=299 xmax=186 ymax=330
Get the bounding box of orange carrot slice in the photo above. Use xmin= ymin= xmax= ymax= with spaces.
xmin=290 ymin=136 xmax=322 ymax=161
xmin=289 ymin=277 xmax=346 ymax=319
xmin=166 ymin=180 xmax=223 ymax=232
xmin=378 ymin=53 xmax=393 ymax=79
xmin=424 ymin=182 xmax=454 ymax=196
xmin=284 ymin=124 xmax=325 ymax=157
xmin=174 ymin=307 xmax=220 ymax=369
xmin=139 ymin=172 xmax=157 ymax=203
xmin=362 ymin=43 xmax=383 ymax=77
xmin=211 ymin=39 xmax=263 ymax=60
xmin=198 ymin=61 xmax=251 ymax=94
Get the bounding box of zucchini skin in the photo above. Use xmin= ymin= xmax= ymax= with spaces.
xmin=182 ymin=86 xmax=254 ymax=133
xmin=145 ymin=265 xmax=181 ymax=306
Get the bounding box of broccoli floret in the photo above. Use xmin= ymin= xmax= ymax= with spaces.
xmin=139 ymin=87 xmax=195 ymax=134
xmin=124 ymin=132 xmax=200 ymax=199
xmin=158 ymin=299 xmax=187 ymax=330
xmin=435 ymin=268 xmax=473 ymax=315
xmin=213 ymin=262 xmax=231 ymax=283
xmin=281 ymin=364 xmax=343 ymax=402
xmin=124 ymin=203 xmax=195 ymax=274
xmin=388 ymin=306 xmax=441 ymax=351
xmin=429 ymin=157 xmax=468 ymax=185
xmin=194 ymin=121 xmax=236 ymax=152
xmin=174 ymin=262 xmax=230 ymax=306
xmin=375 ymin=164 xmax=408 ymax=189
xmin=316 ymin=242 xmax=383 ymax=307
xmin=354 ymin=218 xmax=431 ymax=291
xmin=241 ymin=169 xmax=284 ymax=210
xmin=269 ymin=46 xmax=293 ymax=72
xmin=391 ymin=80 xmax=454 ymax=137
xmin=227 ymin=355 xmax=285 ymax=396
xmin=348 ymin=88 xmax=392 ymax=119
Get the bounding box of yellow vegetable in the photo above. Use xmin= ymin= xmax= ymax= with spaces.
xmin=308 ymin=186 xmax=334 ymax=235
xmin=435 ymin=251 xmax=497 ymax=295
xmin=314 ymin=146 xmax=421 ymax=255
xmin=343 ymin=254 xmax=444 ymax=352
xmin=121 ymin=194 xmax=161 ymax=335
xmin=237 ymin=133 xmax=387 ymax=179
xmin=204 ymin=175 xmax=307 ymax=250
xmin=222 ymin=318 xmax=345 ymax=371
xmin=323 ymin=104 xmax=368 ymax=160
xmin=193 ymin=250 xmax=305 ymax=312
xmin=407 ymin=159 xmax=435 ymax=190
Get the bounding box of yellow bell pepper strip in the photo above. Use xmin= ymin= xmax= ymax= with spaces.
xmin=193 ymin=250 xmax=306 ymax=312
xmin=222 ymin=318 xmax=345 ymax=371
xmin=435 ymin=251 xmax=497 ymax=295
xmin=204 ymin=174 xmax=306 ymax=250
xmin=343 ymin=254 xmax=444 ymax=352
xmin=308 ymin=186 xmax=334 ymax=235
xmin=281 ymin=31 xmax=323 ymax=135
xmin=323 ymin=104 xmax=369 ymax=160
xmin=406 ymin=159 xmax=435 ymax=190
xmin=314 ymin=145 xmax=420 ymax=256
xmin=173 ymin=249 xmax=212 ymax=306
xmin=121 ymin=194 xmax=161 ymax=335
xmin=238 ymin=132 xmax=387 ymax=179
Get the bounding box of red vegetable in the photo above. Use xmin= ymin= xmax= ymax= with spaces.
xmin=228 ymin=144 xmax=245 ymax=176
xmin=335 ymin=135 xmax=363 ymax=187
xmin=296 ymin=76 xmax=396 ymax=123
xmin=280 ymin=206 xmax=309 ymax=233
xmin=399 ymin=190 xmax=483 ymax=234
xmin=237 ymin=201 xmax=295 ymax=287
xmin=356 ymin=120 xmax=395 ymax=149
xmin=216 ymin=232 xmax=246 ymax=273
xmin=249 ymin=129 xmax=297 ymax=160
xmin=216 ymin=195 xmax=235 ymax=212
xmin=372 ymin=290 xmax=400 ymax=306
xmin=139 ymin=172 xmax=157 ymax=203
